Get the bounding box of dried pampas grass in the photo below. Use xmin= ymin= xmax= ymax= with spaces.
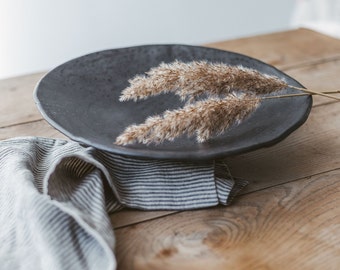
xmin=115 ymin=94 xmax=260 ymax=145
xmin=120 ymin=60 xmax=340 ymax=102
xmin=115 ymin=60 xmax=339 ymax=146
xmin=119 ymin=60 xmax=288 ymax=102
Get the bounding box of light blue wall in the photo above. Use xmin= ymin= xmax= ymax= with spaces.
xmin=0 ymin=0 xmax=296 ymax=79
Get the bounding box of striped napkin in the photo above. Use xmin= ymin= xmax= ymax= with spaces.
xmin=0 ymin=137 xmax=247 ymax=270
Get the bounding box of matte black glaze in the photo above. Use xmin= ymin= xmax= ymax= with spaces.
xmin=34 ymin=45 xmax=312 ymax=160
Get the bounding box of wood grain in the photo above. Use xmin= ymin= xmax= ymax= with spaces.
xmin=207 ymin=28 xmax=340 ymax=69
xmin=0 ymin=72 xmax=45 ymax=127
xmin=114 ymin=169 xmax=340 ymax=270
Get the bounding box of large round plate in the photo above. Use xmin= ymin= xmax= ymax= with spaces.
xmin=34 ymin=45 xmax=312 ymax=160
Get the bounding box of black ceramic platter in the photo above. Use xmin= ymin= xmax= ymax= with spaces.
xmin=34 ymin=44 xmax=312 ymax=160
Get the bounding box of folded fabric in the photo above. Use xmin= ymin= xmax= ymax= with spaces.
xmin=0 ymin=137 xmax=247 ymax=270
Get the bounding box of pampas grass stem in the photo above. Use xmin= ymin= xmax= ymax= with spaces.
xmin=288 ymin=86 xmax=340 ymax=101
xmin=259 ymin=90 xmax=339 ymax=100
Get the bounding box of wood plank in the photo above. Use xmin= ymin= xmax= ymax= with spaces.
xmin=114 ymin=169 xmax=340 ymax=270
xmin=207 ymin=28 xmax=340 ymax=69
xmin=0 ymin=120 xmax=67 ymax=140
xmin=0 ymin=72 xmax=45 ymax=127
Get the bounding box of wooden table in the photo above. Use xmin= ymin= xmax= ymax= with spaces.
xmin=1 ymin=28 xmax=339 ymax=269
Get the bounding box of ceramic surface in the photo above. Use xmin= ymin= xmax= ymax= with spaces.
xmin=34 ymin=45 xmax=312 ymax=160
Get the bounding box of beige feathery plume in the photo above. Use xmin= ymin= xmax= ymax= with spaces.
xmin=115 ymin=94 xmax=260 ymax=145
xmin=119 ymin=60 xmax=288 ymax=102
xmin=116 ymin=60 xmax=339 ymax=146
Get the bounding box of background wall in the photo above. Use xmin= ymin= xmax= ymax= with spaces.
xmin=0 ymin=0 xmax=322 ymax=79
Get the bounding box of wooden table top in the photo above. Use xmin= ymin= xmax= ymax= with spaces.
xmin=1 ymin=28 xmax=339 ymax=269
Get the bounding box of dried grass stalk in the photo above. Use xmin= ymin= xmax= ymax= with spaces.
xmin=119 ymin=60 xmax=288 ymax=102
xmin=115 ymin=94 xmax=260 ymax=145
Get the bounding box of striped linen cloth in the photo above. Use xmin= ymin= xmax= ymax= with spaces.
xmin=0 ymin=137 xmax=247 ymax=270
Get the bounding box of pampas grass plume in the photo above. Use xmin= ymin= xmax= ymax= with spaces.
xmin=115 ymin=94 xmax=260 ymax=145
xmin=119 ymin=61 xmax=288 ymax=102
xmin=116 ymin=60 xmax=339 ymax=145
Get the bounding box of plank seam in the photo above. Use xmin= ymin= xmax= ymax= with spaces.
xmin=113 ymin=168 xmax=340 ymax=229
xmin=0 ymin=118 xmax=44 ymax=129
